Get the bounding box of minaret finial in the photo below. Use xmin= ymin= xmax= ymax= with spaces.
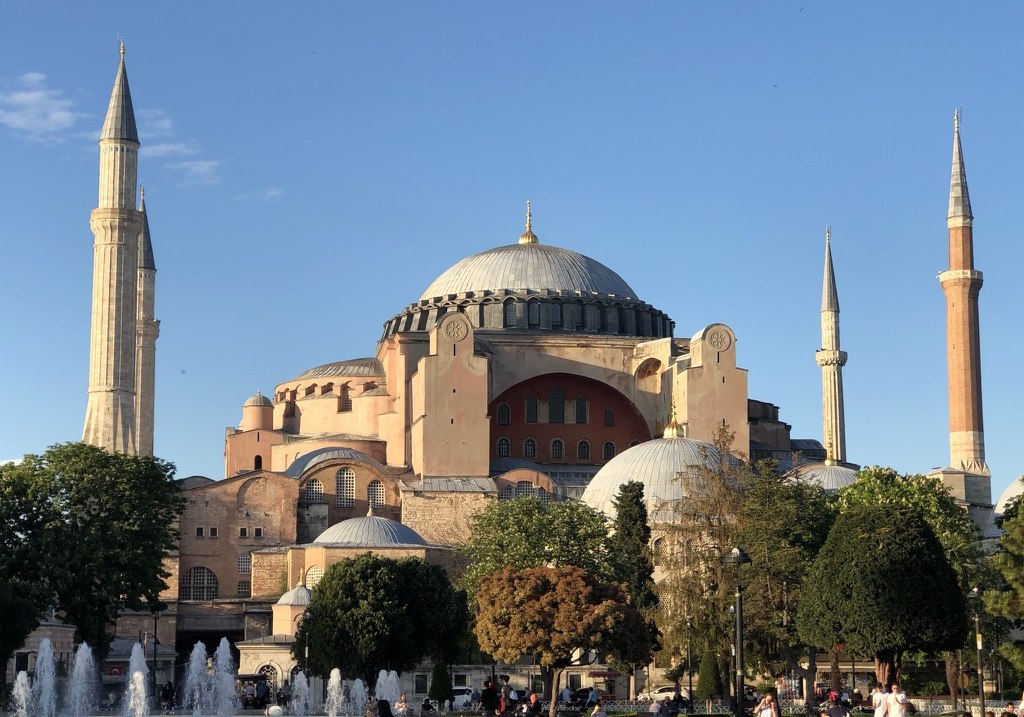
xmin=526 ymin=200 xmax=532 ymax=232
xmin=954 ymin=107 xmax=960 ymax=133
xmin=119 ymin=37 xmax=125 ymax=59
xmin=518 ymin=200 xmax=539 ymax=244
xmin=825 ymin=224 xmax=830 ymax=244
xmin=663 ymin=402 xmax=686 ymax=438
xmin=140 ymin=184 xmax=145 ymax=202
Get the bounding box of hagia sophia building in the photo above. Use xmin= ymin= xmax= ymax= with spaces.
xmin=35 ymin=46 xmax=1006 ymax=695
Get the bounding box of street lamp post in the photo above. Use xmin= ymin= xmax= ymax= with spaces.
xmin=686 ymin=619 xmax=693 ymax=713
xmin=968 ymin=588 xmax=984 ymax=717
xmin=151 ymin=611 xmax=160 ymax=703
xmin=723 ymin=548 xmax=752 ymax=717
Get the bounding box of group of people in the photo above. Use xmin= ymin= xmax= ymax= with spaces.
xmin=395 ymin=692 xmax=444 ymax=716
xmin=868 ymin=683 xmax=916 ymax=717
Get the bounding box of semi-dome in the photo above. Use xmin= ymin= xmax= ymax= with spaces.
xmin=294 ymin=357 xmax=383 ymax=381
xmin=581 ymin=425 xmax=719 ymax=520
xmin=995 ymin=476 xmax=1024 ymax=516
xmin=276 ymin=583 xmax=312 ymax=606
xmin=242 ymin=392 xmax=272 ymax=408
xmin=312 ymin=513 xmax=428 ymax=548
xmin=798 ymin=462 xmax=857 ymax=492
xmin=420 ymin=243 xmax=638 ymax=301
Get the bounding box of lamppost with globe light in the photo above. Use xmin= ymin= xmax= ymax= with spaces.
xmin=722 ymin=547 xmax=752 ymax=717
xmin=968 ymin=587 xmax=984 ymax=717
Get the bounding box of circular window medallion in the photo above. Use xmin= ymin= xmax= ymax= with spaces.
xmin=444 ymin=319 xmax=468 ymax=342
xmin=707 ymin=329 xmax=731 ymax=351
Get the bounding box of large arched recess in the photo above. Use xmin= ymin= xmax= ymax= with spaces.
xmin=489 ymin=373 xmax=651 ymax=464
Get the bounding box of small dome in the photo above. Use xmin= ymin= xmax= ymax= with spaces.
xmin=276 ymin=583 xmax=312 ymax=606
xmin=243 ymin=392 xmax=272 ymax=408
xmin=313 ymin=514 xmax=428 ymax=548
xmin=581 ymin=435 xmax=719 ymax=520
xmin=798 ymin=462 xmax=857 ymax=492
xmin=995 ymin=476 xmax=1024 ymax=516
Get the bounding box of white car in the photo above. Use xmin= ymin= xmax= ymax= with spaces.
xmin=639 ymin=686 xmax=688 ymax=701
xmin=451 ymin=686 xmax=474 ymax=710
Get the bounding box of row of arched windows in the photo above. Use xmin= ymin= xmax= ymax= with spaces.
xmin=179 ymin=563 xmax=327 ymax=602
xmin=498 ymin=480 xmax=555 ymax=502
xmin=499 ymin=298 xmax=664 ymax=335
xmin=497 ymin=396 xmax=606 ymax=426
xmin=303 ymin=470 xmax=385 ymax=508
xmin=496 ymin=437 xmax=616 ymax=461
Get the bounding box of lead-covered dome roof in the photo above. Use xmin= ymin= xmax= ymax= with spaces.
xmin=312 ymin=513 xmax=428 ymax=548
xmin=420 ymin=243 xmax=638 ymax=301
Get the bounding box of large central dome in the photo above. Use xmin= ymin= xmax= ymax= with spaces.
xmin=419 ymin=243 xmax=638 ymax=301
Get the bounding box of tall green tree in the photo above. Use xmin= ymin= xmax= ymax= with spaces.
xmin=695 ymin=648 xmax=723 ymax=700
xmin=293 ymin=554 xmax=468 ymax=688
xmin=474 ymin=566 xmax=651 ymax=717
xmin=0 ymin=443 xmax=183 ymax=661
xmin=428 ymin=662 xmax=454 ymax=706
xmin=796 ymin=504 xmax=968 ymax=685
xmin=462 ymin=497 xmax=611 ymax=598
xmin=986 ymin=481 xmax=1024 ymax=670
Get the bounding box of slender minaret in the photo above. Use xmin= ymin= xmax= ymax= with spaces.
xmin=939 ymin=110 xmax=988 ymax=476
xmin=135 ymin=186 xmax=159 ymax=456
xmin=83 ymin=42 xmax=143 ymax=454
xmin=815 ymin=226 xmax=848 ymax=464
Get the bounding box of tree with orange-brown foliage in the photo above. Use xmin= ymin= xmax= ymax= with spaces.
xmin=474 ymin=565 xmax=651 ymax=717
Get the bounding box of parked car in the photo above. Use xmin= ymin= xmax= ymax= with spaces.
xmin=639 ymin=686 xmax=689 ymax=701
xmin=451 ymin=686 xmax=474 ymax=710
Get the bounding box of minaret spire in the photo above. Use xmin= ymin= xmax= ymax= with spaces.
xmin=518 ymin=200 xmax=538 ymax=244
xmin=135 ymin=186 xmax=159 ymax=456
xmin=939 ymin=111 xmax=988 ymax=477
xmin=83 ymin=44 xmax=143 ymax=454
xmin=815 ymin=225 xmax=848 ymax=464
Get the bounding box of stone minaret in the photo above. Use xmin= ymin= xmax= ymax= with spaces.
xmin=135 ymin=187 xmax=159 ymax=456
xmin=939 ymin=110 xmax=988 ymax=477
xmin=815 ymin=225 xmax=847 ymax=464
xmin=83 ymin=43 xmax=143 ymax=455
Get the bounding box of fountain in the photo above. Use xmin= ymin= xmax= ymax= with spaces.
xmin=68 ymin=642 xmax=98 ymax=717
xmin=291 ymin=670 xmax=311 ymax=716
xmin=375 ymin=670 xmax=400 ymax=705
xmin=326 ymin=669 xmax=344 ymax=717
xmin=123 ymin=642 xmax=149 ymax=717
xmin=11 ymin=671 xmax=30 ymax=717
xmin=182 ymin=641 xmax=210 ymax=713
xmin=31 ymin=637 xmax=57 ymax=717
xmin=351 ymin=678 xmax=367 ymax=716
xmin=210 ymin=637 xmax=239 ymax=716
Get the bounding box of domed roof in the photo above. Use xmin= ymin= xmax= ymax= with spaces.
xmin=581 ymin=432 xmax=719 ymax=520
xmin=419 ymin=243 xmax=638 ymax=301
xmin=276 ymin=583 xmax=312 ymax=606
xmin=312 ymin=513 xmax=428 ymax=548
xmin=798 ymin=462 xmax=858 ymax=492
xmin=243 ymin=392 xmax=272 ymax=408
xmin=294 ymin=357 xmax=383 ymax=381
xmin=995 ymin=476 xmax=1024 ymax=516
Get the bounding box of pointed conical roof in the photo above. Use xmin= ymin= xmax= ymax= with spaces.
xmin=821 ymin=225 xmax=839 ymax=313
xmin=100 ymin=43 xmax=138 ymax=142
xmin=948 ymin=110 xmax=972 ymax=221
xmin=138 ymin=187 xmax=156 ymax=270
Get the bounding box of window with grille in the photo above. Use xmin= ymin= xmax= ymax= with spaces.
xmin=575 ymin=397 xmax=588 ymax=424
xmin=304 ymin=479 xmax=323 ymax=503
xmin=497 ymin=438 xmax=511 ymax=457
xmin=340 ymin=384 xmax=352 ymax=412
xmin=179 ymin=566 xmax=219 ymax=601
xmin=577 ymin=440 xmax=591 ymax=460
xmin=499 ymin=485 xmax=515 ymax=500
xmin=336 ymin=467 xmax=355 ymax=507
xmin=368 ymin=480 xmax=385 ymax=508
xmin=549 ymin=388 xmax=565 ymax=424
xmin=551 ymin=301 xmax=562 ymax=329
xmin=237 ymin=580 xmax=251 ymax=598
xmin=516 ymin=480 xmax=534 ymax=498
xmin=551 ymin=439 xmax=564 ymax=459
xmin=524 ymin=438 xmax=537 ymax=459
xmin=537 ymin=487 xmax=552 ymax=503
xmin=527 ymin=300 xmax=540 ymax=327
xmin=237 ymin=554 xmax=251 ymax=574
xmin=209 ymin=526 xmax=218 ymax=538
xmin=497 ymin=403 xmax=511 ymax=425
xmin=603 ymin=442 xmax=616 ymax=460
xmin=503 ymin=300 xmax=516 ymax=327
xmin=306 ymin=566 xmax=324 ymax=589
xmin=259 ymin=665 xmax=279 ymax=689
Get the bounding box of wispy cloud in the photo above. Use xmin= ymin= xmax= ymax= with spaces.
xmin=137 ymin=108 xmax=174 ymax=139
xmin=234 ymin=186 xmax=284 ymax=202
xmin=141 ymin=142 xmax=198 ymax=159
xmin=0 ymin=72 xmax=88 ymax=140
xmin=165 ymin=159 xmax=221 ymax=186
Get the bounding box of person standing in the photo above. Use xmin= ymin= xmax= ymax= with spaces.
xmin=481 ymin=681 xmax=500 ymax=717
xmin=755 ymin=693 xmax=781 ymax=717
xmin=885 ymin=685 xmax=908 ymax=717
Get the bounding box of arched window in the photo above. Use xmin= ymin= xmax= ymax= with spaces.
xmin=259 ymin=665 xmax=279 ymax=690
xmin=336 ymin=467 xmax=355 ymax=507
xmin=497 ymin=437 xmax=511 ymax=457
xmin=603 ymin=442 xmax=616 ymax=460
xmin=524 ymin=438 xmax=537 ymax=459
xmin=550 ymin=301 xmax=563 ymax=329
xmin=237 ymin=554 xmax=251 ymax=574
xmin=549 ymin=388 xmax=565 ymax=424
xmin=304 ymin=479 xmax=323 ymax=503
xmin=367 ymin=480 xmax=385 ymax=508
xmin=584 ymin=304 xmax=601 ymax=331
xmin=306 ymin=566 xmax=324 ymax=589
xmin=497 ymin=403 xmax=511 ymax=426
xmin=253 ymin=455 xmax=263 ymax=470
xmin=525 ymin=397 xmax=538 ymax=424
xmin=516 ymin=480 xmax=535 ymax=498
xmin=527 ymin=300 xmax=540 ymax=327
xmin=499 ymin=484 xmax=515 ymax=500
xmin=575 ymin=397 xmax=588 ymax=424
xmin=551 ymin=439 xmax=564 ymax=460
xmin=503 ymin=300 xmax=517 ymax=327
xmin=340 ymin=384 xmax=352 ymax=412
xmin=537 ymin=487 xmax=553 ymax=503
xmin=577 ymin=440 xmax=591 ymax=460
xmin=572 ymin=301 xmax=584 ymax=330
xmin=179 ymin=566 xmax=218 ymax=600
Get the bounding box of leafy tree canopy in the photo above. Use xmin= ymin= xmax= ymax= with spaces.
xmin=293 ymin=554 xmax=468 ymax=687
xmin=474 ymin=566 xmax=650 ymax=717
xmin=986 ymin=483 xmax=1024 ymax=670
xmin=0 ymin=443 xmax=183 ymax=661
xmin=462 ymin=497 xmax=611 ymax=599
xmin=796 ymin=503 xmax=968 ymax=685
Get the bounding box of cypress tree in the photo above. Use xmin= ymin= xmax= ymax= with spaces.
xmin=695 ymin=649 xmax=723 ymax=700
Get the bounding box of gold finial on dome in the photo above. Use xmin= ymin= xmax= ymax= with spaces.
xmin=519 ymin=200 xmax=538 ymax=244
xmin=663 ymin=404 xmax=686 ymax=438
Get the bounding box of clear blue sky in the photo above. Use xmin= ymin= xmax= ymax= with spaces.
xmin=1 ymin=2 xmax=1022 ymax=503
